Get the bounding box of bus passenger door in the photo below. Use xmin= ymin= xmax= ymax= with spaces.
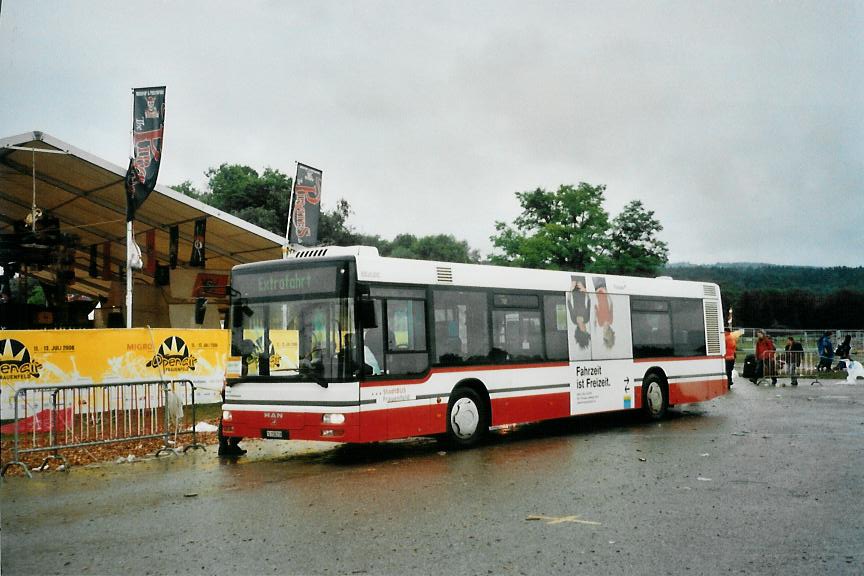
xmin=360 ymin=296 xmax=431 ymax=440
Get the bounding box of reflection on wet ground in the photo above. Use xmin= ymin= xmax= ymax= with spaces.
xmin=201 ymin=405 xmax=728 ymax=502
xmin=4 ymin=380 xmax=863 ymax=576
xmin=303 ymin=406 xmax=717 ymax=465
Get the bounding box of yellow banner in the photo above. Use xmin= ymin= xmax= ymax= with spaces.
xmin=0 ymin=328 xmax=229 ymax=419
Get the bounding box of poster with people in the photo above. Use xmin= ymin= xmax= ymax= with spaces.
xmin=566 ymin=275 xmax=591 ymax=361
xmin=566 ymin=275 xmax=631 ymax=362
xmin=589 ymin=277 xmax=631 ymax=360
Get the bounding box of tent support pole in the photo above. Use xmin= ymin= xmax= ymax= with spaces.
xmin=126 ymin=221 xmax=133 ymax=328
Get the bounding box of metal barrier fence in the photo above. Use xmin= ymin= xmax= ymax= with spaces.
xmin=736 ymin=329 xmax=863 ymax=356
xmin=753 ymin=351 xmax=823 ymax=387
xmin=1 ymin=379 xmax=205 ymax=478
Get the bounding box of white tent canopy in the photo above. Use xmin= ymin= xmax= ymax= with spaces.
xmin=1 ymin=131 xmax=285 ymax=323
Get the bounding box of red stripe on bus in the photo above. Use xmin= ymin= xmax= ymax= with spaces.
xmin=633 ymin=378 xmax=727 ymax=409
xmin=490 ymin=392 xmax=570 ymax=426
xmin=668 ymin=378 xmax=727 ymax=405
xmin=224 ymin=410 xmax=363 ymax=442
xmin=224 ymin=376 xmax=726 ymax=443
xmin=360 ymin=361 xmax=570 ymax=388
xmin=224 ymin=390 xmax=572 ymax=443
xmin=359 ymin=404 xmax=446 ymax=441
xmin=634 ymin=356 xmax=718 ymax=363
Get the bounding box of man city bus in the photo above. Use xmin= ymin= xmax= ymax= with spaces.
xmin=220 ymin=246 xmax=727 ymax=447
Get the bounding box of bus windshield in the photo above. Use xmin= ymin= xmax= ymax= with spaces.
xmin=230 ymin=263 xmax=357 ymax=382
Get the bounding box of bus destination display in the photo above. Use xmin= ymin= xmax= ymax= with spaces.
xmin=233 ymin=266 xmax=339 ymax=298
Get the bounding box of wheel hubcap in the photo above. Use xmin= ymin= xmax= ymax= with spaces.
xmin=451 ymin=397 xmax=479 ymax=439
xmin=646 ymin=382 xmax=663 ymax=415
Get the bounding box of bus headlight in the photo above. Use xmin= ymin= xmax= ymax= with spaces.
xmin=322 ymin=413 xmax=345 ymax=425
xmin=222 ymin=410 xmax=233 ymax=422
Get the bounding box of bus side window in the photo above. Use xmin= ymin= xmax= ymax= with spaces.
xmin=672 ymin=300 xmax=706 ymax=357
xmin=544 ymin=295 xmax=569 ymax=361
xmin=432 ymin=290 xmax=490 ymax=366
xmin=385 ymin=299 xmax=428 ymax=376
xmin=362 ymin=300 xmax=385 ymax=377
xmin=492 ymin=309 xmax=543 ymax=362
xmin=386 ymin=300 xmax=426 ymax=351
xmin=631 ymin=299 xmax=673 ymax=358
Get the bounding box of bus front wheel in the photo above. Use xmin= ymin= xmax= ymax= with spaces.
xmin=642 ymin=374 xmax=668 ymax=420
xmin=446 ymin=387 xmax=488 ymax=447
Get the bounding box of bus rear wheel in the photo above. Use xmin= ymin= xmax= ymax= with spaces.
xmin=642 ymin=374 xmax=668 ymax=420
xmin=446 ymin=388 xmax=488 ymax=448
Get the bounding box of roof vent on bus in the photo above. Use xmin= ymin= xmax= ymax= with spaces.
xmin=436 ymin=266 xmax=453 ymax=283
xmin=289 ymin=245 xmax=380 ymax=259
xmin=292 ymin=248 xmax=330 ymax=259
xmin=703 ymin=284 xmax=718 ymax=299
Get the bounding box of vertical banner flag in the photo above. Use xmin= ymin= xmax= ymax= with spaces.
xmin=169 ymin=225 xmax=179 ymax=269
xmin=190 ymin=218 xmax=206 ymax=267
xmin=125 ymin=86 xmax=166 ymax=221
xmin=288 ymin=163 xmax=323 ymax=246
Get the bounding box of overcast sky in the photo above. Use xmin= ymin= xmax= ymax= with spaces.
xmin=1 ymin=1 xmax=861 ymax=266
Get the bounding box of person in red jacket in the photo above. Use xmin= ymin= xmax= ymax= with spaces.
xmin=754 ymin=331 xmax=778 ymax=386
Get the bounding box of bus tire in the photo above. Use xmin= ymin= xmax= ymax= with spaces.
xmin=642 ymin=373 xmax=668 ymax=420
xmin=446 ymin=387 xmax=488 ymax=448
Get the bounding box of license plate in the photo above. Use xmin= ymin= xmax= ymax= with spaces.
xmin=263 ymin=429 xmax=288 ymax=439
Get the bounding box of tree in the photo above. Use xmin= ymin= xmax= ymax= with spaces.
xmin=170 ymin=180 xmax=206 ymax=202
xmin=173 ymin=169 xmax=481 ymax=263
xmin=490 ymin=183 xmax=610 ymax=271
xmin=377 ymin=234 xmax=480 ymax=263
xmin=180 ymin=164 xmax=294 ymax=236
xmin=317 ymin=198 xmax=356 ymax=246
xmin=599 ymin=200 xmax=668 ymax=277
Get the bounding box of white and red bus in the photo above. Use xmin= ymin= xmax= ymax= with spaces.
xmin=221 ymin=246 xmax=727 ymax=447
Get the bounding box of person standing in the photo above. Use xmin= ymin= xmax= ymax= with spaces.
xmin=752 ymin=331 xmax=766 ymax=384
xmin=724 ymin=327 xmax=741 ymax=389
xmin=755 ymin=331 xmax=777 ymax=386
xmin=817 ymin=331 xmax=835 ymax=372
xmin=784 ymin=336 xmax=804 ymax=386
xmin=834 ymin=335 xmax=853 ymax=370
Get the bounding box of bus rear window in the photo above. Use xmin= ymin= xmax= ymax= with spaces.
xmin=631 ymin=297 xmax=706 ymax=359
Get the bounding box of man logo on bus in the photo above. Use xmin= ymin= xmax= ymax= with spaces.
xmin=147 ymin=336 xmax=197 ymax=372
xmin=0 ymin=339 xmax=42 ymax=380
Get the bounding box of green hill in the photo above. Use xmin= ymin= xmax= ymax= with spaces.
xmin=662 ymin=264 xmax=864 ymax=328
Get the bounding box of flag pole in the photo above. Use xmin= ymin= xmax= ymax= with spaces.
xmin=126 ymin=221 xmax=133 ymax=327
xmin=126 ymin=88 xmax=134 ymax=328
xmin=282 ymin=161 xmax=298 ymax=259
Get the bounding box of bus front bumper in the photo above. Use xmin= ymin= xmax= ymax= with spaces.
xmin=221 ymin=408 xmax=360 ymax=442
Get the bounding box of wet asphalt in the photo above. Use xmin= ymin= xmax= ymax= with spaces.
xmin=2 ymin=376 xmax=863 ymax=576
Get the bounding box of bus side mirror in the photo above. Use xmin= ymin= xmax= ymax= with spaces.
xmin=359 ymin=297 xmax=377 ymax=328
xmin=231 ymin=300 xmax=253 ymax=327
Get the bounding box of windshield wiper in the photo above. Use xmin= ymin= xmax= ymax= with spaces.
xmin=266 ymin=366 xmax=329 ymax=388
xmin=298 ymin=363 xmax=329 ymax=389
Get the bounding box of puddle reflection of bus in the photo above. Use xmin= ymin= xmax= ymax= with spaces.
xmin=221 ymin=246 xmax=727 ymax=448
